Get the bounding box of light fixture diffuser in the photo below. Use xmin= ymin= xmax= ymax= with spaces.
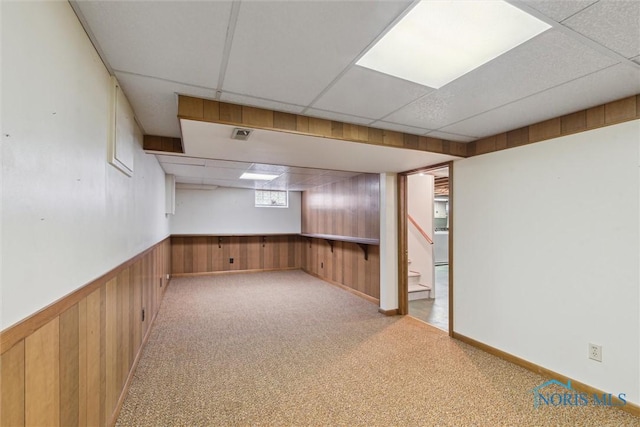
xmin=240 ymin=172 xmax=279 ymax=181
xmin=356 ymin=0 xmax=551 ymax=88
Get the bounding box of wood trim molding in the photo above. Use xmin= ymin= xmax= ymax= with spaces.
xmin=143 ymin=135 xmax=183 ymax=153
xmin=171 ymin=267 xmax=300 ymax=278
xmin=177 ymin=95 xmax=468 ymax=157
xmin=303 ymin=269 xmax=380 ymax=306
xmin=467 ymin=95 xmax=640 ymax=156
xmin=0 ymin=236 xmax=171 ymax=355
xmin=378 ymin=308 xmax=398 ymax=316
xmin=452 ymin=332 xmax=640 ymax=418
xmin=446 ymin=161 xmax=454 ymax=337
xmin=397 ymin=173 xmax=408 ymax=316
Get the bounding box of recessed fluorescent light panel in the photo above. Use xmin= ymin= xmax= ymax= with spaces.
xmin=356 ymin=0 xmax=551 ymax=88
xmin=240 ymin=172 xmax=279 ymax=181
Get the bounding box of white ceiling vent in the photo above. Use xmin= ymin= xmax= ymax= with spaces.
xmin=231 ymin=128 xmax=253 ymax=141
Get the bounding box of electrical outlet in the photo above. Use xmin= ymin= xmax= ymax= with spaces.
xmin=321 ymin=262 xmax=323 ymax=269
xmin=589 ymin=343 xmax=602 ymax=362
xmin=229 ymin=257 xmax=234 ymax=264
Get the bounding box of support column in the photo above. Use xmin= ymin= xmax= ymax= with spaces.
xmin=379 ymin=173 xmax=398 ymax=312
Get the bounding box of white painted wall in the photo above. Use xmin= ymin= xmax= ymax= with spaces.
xmin=379 ymin=173 xmax=398 ymax=311
xmin=454 ymin=120 xmax=640 ymax=405
xmin=1 ymin=1 xmax=170 ymax=329
xmin=171 ymin=188 xmax=301 ymax=234
xmin=408 ymin=174 xmax=435 ymax=290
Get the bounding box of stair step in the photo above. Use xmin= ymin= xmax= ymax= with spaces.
xmin=408 ymin=283 xmax=431 ymax=293
xmin=408 ymin=283 xmax=431 ymax=301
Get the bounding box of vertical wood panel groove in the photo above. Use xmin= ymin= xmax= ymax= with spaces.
xmin=1 ymin=238 xmax=171 ymax=427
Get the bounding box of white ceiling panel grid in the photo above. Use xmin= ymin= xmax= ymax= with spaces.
xmin=71 ymin=0 xmax=639 ymax=190
xmin=311 ymin=66 xmax=434 ymax=119
xmin=562 ymin=0 xmax=640 ymax=59
xmin=115 ymin=72 xmax=217 ymax=137
xmin=369 ymin=120 xmax=433 ymax=136
xmin=221 ymin=0 xmax=412 ymax=105
xmin=384 ymin=29 xmax=617 ymax=130
xmin=219 ymin=92 xmax=306 ymax=114
xmin=518 ymin=0 xmax=599 ymax=22
xmin=75 ymin=1 xmax=232 ymax=88
xmin=440 ymin=63 xmax=640 ymax=138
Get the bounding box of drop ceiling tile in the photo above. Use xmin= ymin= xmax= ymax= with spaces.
xmin=370 ymin=121 xmax=433 ymax=135
xmin=203 ymin=159 xmax=252 ymax=170
xmin=75 ymin=2 xmax=230 ymax=87
xmin=161 ymin=163 xmax=206 ymax=178
xmin=287 ymin=167 xmax=329 ymax=175
xmin=384 ymin=30 xmax=617 ymax=129
xmin=175 ymin=176 xmax=204 ymax=185
xmin=424 ymin=131 xmax=476 ymax=143
xmin=312 ymin=66 xmax=434 ymax=119
xmin=563 ymin=1 xmax=640 ymax=58
xmin=222 ymin=1 xmax=412 ymax=105
xmin=219 ymin=92 xmax=305 ymax=114
xmin=115 ymin=72 xmax=217 ymax=137
xmin=304 ymin=109 xmax=373 ymax=126
xmin=520 ymin=0 xmax=598 ymax=21
xmin=202 ymin=178 xmax=256 ymax=189
xmin=440 ymin=63 xmax=640 ymax=138
xmin=157 ymin=156 xmax=205 ymax=166
xmin=248 ymin=164 xmax=290 ymax=174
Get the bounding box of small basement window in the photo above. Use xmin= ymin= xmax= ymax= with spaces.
xmin=255 ymin=190 xmax=288 ymax=208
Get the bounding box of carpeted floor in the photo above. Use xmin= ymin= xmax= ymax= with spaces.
xmin=117 ymin=270 xmax=637 ymax=426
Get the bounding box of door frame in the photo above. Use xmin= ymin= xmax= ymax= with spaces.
xmin=397 ymin=161 xmax=454 ymax=337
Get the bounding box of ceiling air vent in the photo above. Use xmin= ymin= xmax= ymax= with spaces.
xmin=231 ymin=128 xmax=253 ymax=141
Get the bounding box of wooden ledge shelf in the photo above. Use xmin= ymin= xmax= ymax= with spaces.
xmin=300 ymin=233 xmax=379 ymax=261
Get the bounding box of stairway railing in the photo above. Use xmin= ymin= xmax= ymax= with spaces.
xmin=407 ymin=214 xmax=433 ymax=245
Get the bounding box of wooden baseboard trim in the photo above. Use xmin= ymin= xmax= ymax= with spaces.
xmin=0 ymin=236 xmax=171 ymax=355
xmin=378 ymin=308 xmax=398 ymax=316
xmin=171 ymin=267 xmax=300 ymax=278
xmin=108 ymin=301 xmax=163 ymax=426
xmin=452 ymin=332 xmax=640 ymax=417
xmin=302 ymin=269 xmax=380 ymax=306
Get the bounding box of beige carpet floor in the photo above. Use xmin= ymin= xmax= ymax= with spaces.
xmin=117 ymin=270 xmax=638 ymax=426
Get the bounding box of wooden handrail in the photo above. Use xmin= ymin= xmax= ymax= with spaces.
xmin=407 ymin=214 xmax=434 ymax=245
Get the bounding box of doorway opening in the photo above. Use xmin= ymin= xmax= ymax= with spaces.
xmin=398 ymin=162 xmax=453 ymax=335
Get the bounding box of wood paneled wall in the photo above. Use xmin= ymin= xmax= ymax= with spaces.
xmin=170 ymin=235 xmax=303 ymax=275
xmin=0 ymin=239 xmax=171 ymax=427
xmin=302 ymin=237 xmax=380 ymax=301
xmin=302 ymin=173 xmax=380 ymax=240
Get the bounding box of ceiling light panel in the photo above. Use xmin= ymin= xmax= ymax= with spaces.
xmin=356 ymin=0 xmax=551 ymax=88
xmin=239 ymin=172 xmax=280 ymax=181
xmin=383 ymin=30 xmax=616 ymax=130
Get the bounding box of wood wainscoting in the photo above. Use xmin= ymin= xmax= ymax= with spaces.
xmin=0 ymin=238 xmax=171 ymax=427
xmin=302 ymin=173 xmax=380 ymax=240
xmin=170 ymin=235 xmax=303 ymax=276
xmin=302 ymin=236 xmax=380 ymax=302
